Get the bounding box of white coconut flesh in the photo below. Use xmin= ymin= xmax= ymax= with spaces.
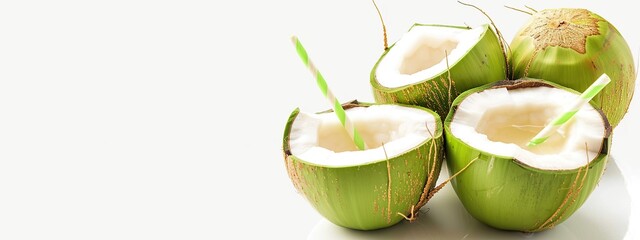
xmin=375 ymin=25 xmax=485 ymax=88
xmin=450 ymin=87 xmax=606 ymax=170
xmin=289 ymin=105 xmax=438 ymax=167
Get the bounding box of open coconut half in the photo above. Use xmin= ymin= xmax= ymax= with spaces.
xmin=510 ymin=8 xmax=636 ymax=127
xmin=371 ymin=24 xmax=506 ymax=118
xmin=283 ymin=101 xmax=444 ymax=230
xmin=444 ymin=80 xmax=611 ymax=232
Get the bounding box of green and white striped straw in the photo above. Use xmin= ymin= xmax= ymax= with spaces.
xmin=291 ymin=36 xmax=368 ymax=150
xmin=527 ymin=74 xmax=611 ymax=147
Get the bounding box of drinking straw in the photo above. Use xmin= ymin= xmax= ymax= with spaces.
xmin=527 ymin=74 xmax=611 ymax=147
xmin=291 ymin=36 xmax=368 ymax=150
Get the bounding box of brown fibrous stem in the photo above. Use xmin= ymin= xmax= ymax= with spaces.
xmin=458 ymin=1 xmax=512 ymax=78
xmin=399 ymin=155 xmax=479 ymax=222
xmin=372 ymin=0 xmax=388 ymax=51
xmin=398 ymin=128 xmax=478 ymax=222
xmin=505 ymin=5 xmax=533 ymax=15
xmin=522 ymin=49 xmax=540 ymax=77
xmin=525 ymin=5 xmax=539 ymax=13
xmin=533 ymin=142 xmax=591 ymax=231
xmin=398 ymin=124 xmax=437 ymax=222
xmin=425 ymin=156 xmax=479 ymax=203
xmin=444 ymin=50 xmax=455 ymax=106
xmin=382 ymin=142 xmax=392 ymax=224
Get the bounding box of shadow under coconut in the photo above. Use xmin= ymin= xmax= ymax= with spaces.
xmin=307 ymin=158 xmax=630 ymax=240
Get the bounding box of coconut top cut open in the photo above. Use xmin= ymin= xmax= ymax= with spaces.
xmin=375 ymin=25 xmax=486 ymax=88
xmin=288 ymin=104 xmax=439 ymax=167
xmin=448 ymin=81 xmax=608 ymax=170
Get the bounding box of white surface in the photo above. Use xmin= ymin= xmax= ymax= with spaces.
xmin=450 ymin=87 xmax=605 ymax=170
xmin=290 ymin=105 xmax=437 ymax=167
xmin=0 ymin=0 xmax=637 ymax=239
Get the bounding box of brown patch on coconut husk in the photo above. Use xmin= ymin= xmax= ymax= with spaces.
xmin=487 ymin=79 xmax=555 ymax=91
xmin=283 ymin=114 xmax=305 ymax=194
xmin=284 ymin=154 xmax=303 ymax=193
xmin=316 ymin=100 xmax=361 ymax=114
xmin=520 ymin=9 xmax=600 ymax=54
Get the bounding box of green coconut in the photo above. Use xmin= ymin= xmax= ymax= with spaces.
xmin=282 ymin=101 xmax=444 ymax=230
xmin=370 ymin=24 xmax=507 ymax=118
xmin=510 ymin=8 xmax=636 ymax=128
xmin=444 ymin=80 xmax=611 ymax=232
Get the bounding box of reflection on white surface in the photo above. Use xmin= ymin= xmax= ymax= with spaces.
xmin=308 ymin=158 xmax=630 ymax=240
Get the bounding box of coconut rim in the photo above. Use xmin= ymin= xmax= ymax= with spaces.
xmin=444 ymin=79 xmax=612 ymax=173
xmin=370 ymin=24 xmax=491 ymax=91
xmin=283 ymin=100 xmax=443 ymax=169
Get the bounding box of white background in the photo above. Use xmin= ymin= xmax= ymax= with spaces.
xmin=0 ymin=0 xmax=638 ymax=239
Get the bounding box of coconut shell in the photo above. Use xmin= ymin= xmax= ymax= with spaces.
xmin=444 ymin=80 xmax=611 ymax=232
xmin=370 ymin=24 xmax=507 ymax=118
xmin=282 ymin=102 xmax=444 ymax=230
xmin=510 ymin=8 xmax=636 ymax=128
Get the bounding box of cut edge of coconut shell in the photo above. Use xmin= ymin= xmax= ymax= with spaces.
xmin=474 ymin=79 xmax=612 ymax=172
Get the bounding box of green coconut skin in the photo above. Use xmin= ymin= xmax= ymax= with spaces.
xmin=371 ymin=24 xmax=507 ymax=118
xmin=510 ymin=8 xmax=636 ymax=128
xmin=444 ymin=80 xmax=611 ymax=232
xmin=282 ymin=102 xmax=444 ymax=230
